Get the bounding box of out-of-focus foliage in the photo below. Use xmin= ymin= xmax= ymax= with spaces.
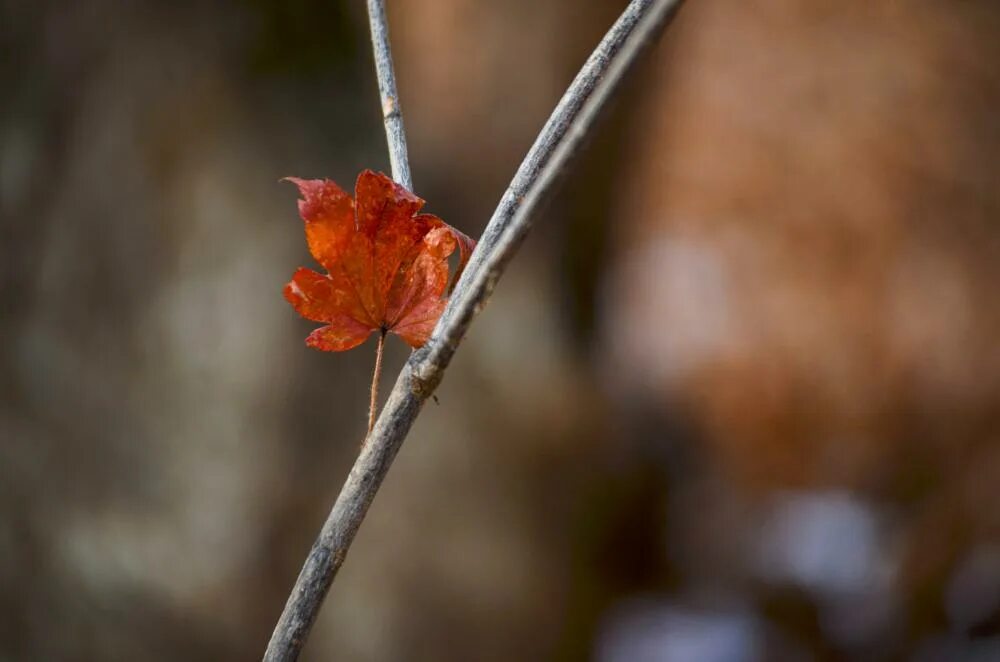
xmin=2 ymin=1 xmax=998 ymax=661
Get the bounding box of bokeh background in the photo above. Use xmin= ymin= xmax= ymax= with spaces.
xmin=3 ymin=1 xmax=999 ymax=660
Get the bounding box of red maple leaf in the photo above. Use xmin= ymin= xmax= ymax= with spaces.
xmin=283 ymin=170 xmax=475 ymax=351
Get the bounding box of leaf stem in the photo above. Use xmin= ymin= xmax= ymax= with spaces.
xmin=368 ymin=330 xmax=386 ymax=437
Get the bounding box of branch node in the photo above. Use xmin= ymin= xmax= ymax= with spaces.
xmin=409 ymin=363 xmax=442 ymax=398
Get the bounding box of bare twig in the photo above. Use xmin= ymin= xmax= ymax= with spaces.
xmin=366 ymin=0 xmax=412 ymax=190
xmin=432 ymin=0 xmax=684 ymax=364
xmin=263 ymin=1 xmax=685 ymax=659
xmin=442 ymin=0 xmax=681 ymax=308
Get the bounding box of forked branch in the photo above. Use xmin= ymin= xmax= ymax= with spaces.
xmin=264 ymin=1 xmax=686 ymax=659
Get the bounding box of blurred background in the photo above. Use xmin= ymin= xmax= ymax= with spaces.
xmin=2 ymin=0 xmax=999 ymax=660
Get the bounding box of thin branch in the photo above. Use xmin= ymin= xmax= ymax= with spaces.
xmin=367 ymin=330 xmax=386 ymax=436
xmin=366 ymin=0 xmax=412 ymax=190
xmin=431 ymin=0 xmax=684 ymax=367
xmin=441 ymin=0 xmax=680 ymax=314
xmin=263 ymin=1 xmax=685 ymax=659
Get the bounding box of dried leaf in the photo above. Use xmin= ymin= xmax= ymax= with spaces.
xmin=284 ymin=170 xmax=475 ymax=351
